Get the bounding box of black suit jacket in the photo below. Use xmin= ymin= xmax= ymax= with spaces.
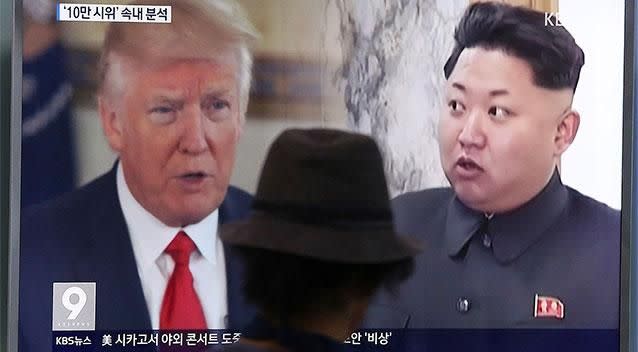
xmin=19 ymin=165 xmax=255 ymax=352
xmin=364 ymin=171 xmax=620 ymax=329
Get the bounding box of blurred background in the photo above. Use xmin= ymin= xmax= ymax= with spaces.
xmin=21 ymin=0 xmax=624 ymax=210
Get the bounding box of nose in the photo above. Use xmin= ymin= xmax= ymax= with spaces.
xmin=458 ymin=110 xmax=486 ymax=150
xmin=179 ymin=106 xmax=208 ymax=155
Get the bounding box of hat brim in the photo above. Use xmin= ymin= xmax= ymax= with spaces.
xmin=219 ymin=213 xmax=423 ymax=263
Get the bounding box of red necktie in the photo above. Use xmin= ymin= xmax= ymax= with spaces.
xmin=159 ymin=231 xmax=207 ymax=330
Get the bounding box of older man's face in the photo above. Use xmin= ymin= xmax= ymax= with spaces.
xmin=438 ymin=47 xmax=577 ymax=213
xmin=102 ymin=54 xmax=241 ymax=227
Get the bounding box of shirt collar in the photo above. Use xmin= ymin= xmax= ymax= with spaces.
xmin=116 ymin=163 xmax=219 ymax=266
xmin=445 ymin=168 xmax=569 ymax=264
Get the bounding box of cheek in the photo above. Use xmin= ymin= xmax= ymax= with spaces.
xmin=490 ymin=123 xmax=522 ymax=149
xmin=438 ymin=117 xmax=458 ymax=154
xmin=123 ymin=122 xmax=176 ymax=171
xmin=206 ymin=121 xmax=240 ymax=165
xmin=489 ymin=126 xmax=547 ymax=166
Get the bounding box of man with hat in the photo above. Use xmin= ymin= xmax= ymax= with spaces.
xmin=364 ymin=2 xmax=620 ymax=329
xmin=220 ymin=128 xmax=422 ymax=352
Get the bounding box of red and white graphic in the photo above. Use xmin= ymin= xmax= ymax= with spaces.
xmin=534 ymin=294 xmax=564 ymax=319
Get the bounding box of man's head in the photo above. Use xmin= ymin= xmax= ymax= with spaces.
xmin=97 ymin=0 xmax=257 ymax=227
xmin=439 ymin=2 xmax=584 ymax=213
xmin=219 ymin=128 xmax=422 ymax=339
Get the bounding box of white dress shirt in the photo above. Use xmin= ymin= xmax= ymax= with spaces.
xmin=116 ymin=164 xmax=228 ymax=329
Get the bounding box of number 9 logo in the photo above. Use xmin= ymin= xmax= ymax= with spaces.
xmin=61 ymin=286 xmax=87 ymax=320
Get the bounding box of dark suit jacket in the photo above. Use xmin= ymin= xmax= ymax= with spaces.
xmin=364 ymin=171 xmax=620 ymax=329
xmin=19 ymin=165 xmax=255 ymax=352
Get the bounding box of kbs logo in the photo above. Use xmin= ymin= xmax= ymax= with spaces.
xmin=544 ymin=12 xmax=564 ymax=26
xmin=52 ymin=283 xmax=96 ymax=331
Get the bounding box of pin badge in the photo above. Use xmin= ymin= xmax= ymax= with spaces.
xmin=534 ymin=294 xmax=564 ymax=319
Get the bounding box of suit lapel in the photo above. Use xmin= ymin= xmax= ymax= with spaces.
xmin=81 ymin=166 xmax=152 ymax=330
xmin=223 ymin=244 xmax=256 ymax=330
xmin=219 ymin=190 xmax=257 ymax=330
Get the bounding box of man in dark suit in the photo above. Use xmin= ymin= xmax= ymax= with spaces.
xmin=19 ymin=1 xmax=259 ymax=350
xmin=365 ymin=2 xmax=620 ymax=329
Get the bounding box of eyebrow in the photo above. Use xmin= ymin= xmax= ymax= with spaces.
xmin=451 ymin=82 xmax=510 ymax=97
xmin=201 ymin=88 xmax=233 ymax=98
xmin=148 ymin=86 xmax=234 ymax=104
xmin=149 ymin=91 xmax=185 ymax=102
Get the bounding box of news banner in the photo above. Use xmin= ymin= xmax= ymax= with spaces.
xmin=51 ymin=283 xmax=393 ymax=351
xmin=47 ymin=283 xmax=623 ymax=351
xmin=52 ymin=331 xmax=393 ymax=351
xmin=51 ymin=329 xmax=620 ymax=352
xmin=57 ymin=3 xmax=171 ymax=23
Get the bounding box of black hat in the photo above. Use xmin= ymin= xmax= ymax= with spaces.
xmin=220 ymin=128 xmax=423 ymax=263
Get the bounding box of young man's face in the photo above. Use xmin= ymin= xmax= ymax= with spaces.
xmin=101 ymin=53 xmax=242 ymax=227
xmin=438 ymin=47 xmax=578 ymax=213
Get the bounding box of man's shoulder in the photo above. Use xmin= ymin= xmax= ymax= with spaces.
xmin=559 ymin=186 xmax=620 ymax=251
xmin=225 ymin=185 xmax=252 ymax=204
xmin=390 ymin=187 xmax=452 ymax=235
xmin=21 ymin=171 xmax=115 ymax=236
xmin=565 ymin=186 xmax=620 ymax=223
xmin=220 ymin=185 xmax=253 ymax=223
xmin=392 ymin=187 xmax=453 ymax=214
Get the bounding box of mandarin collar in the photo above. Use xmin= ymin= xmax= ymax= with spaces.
xmin=445 ymin=169 xmax=568 ymax=264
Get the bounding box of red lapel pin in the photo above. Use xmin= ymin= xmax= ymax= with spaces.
xmin=534 ymin=294 xmax=564 ymax=319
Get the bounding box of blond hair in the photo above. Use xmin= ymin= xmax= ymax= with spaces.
xmin=98 ymin=0 xmax=258 ymax=120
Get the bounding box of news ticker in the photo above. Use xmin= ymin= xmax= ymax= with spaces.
xmin=52 ymin=331 xmax=394 ymax=350
xmin=51 ymin=283 xmax=394 ymax=348
xmin=49 ymin=283 xmax=618 ymax=351
xmin=57 ymin=3 xmax=171 ymax=23
xmin=51 ymin=330 xmax=619 ymax=352
xmin=54 ymin=331 xmax=241 ymax=349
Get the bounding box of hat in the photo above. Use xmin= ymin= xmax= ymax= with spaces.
xmin=220 ymin=128 xmax=423 ymax=263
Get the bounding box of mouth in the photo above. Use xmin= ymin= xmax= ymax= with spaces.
xmin=178 ymin=172 xmax=210 ymax=181
xmin=455 ymin=156 xmax=484 ymax=176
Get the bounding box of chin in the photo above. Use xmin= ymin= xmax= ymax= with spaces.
xmin=454 ymin=186 xmax=489 ymax=210
xmin=176 ymin=211 xmax=213 ymax=227
xmin=172 ymin=202 xmax=219 ymax=226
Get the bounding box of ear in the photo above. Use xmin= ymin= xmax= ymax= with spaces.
xmin=98 ymin=95 xmax=124 ymax=153
xmin=554 ymin=110 xmax=580 ymax=156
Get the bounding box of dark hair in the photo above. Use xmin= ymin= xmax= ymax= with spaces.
xmin=236 ymin=246 xmax=415 ymax=320
xmin=444 ymin=2 xmax=584 ymax=92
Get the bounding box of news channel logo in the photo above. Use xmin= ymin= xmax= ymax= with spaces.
xmin=544 ymin=12 xmax=564 ymax=26
xmin=52 ymin=282 xmax=96 ymax=331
